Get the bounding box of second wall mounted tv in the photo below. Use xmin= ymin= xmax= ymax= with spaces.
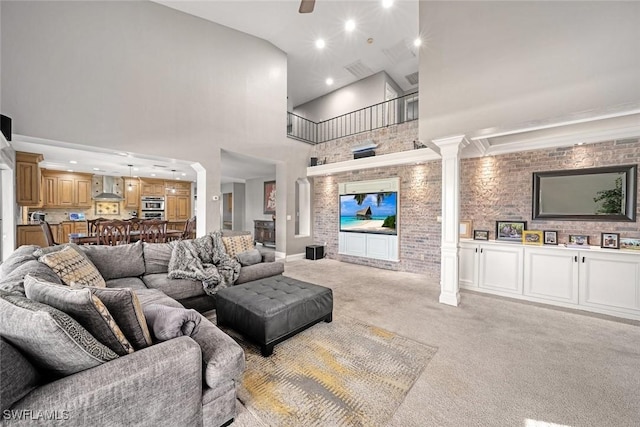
xmin=340 ymin=192 xmax=397 ymax=235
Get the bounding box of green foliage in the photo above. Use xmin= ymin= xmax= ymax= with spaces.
xmin=594 ymin=177 xmax=623 ymax=214
xmin=353 ymin=192 xmax=394 ymax=206
xmin=382 ymin=215 xmax=396 ymax=229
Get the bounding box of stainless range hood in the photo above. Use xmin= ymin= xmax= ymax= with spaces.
xmin=93 ymin=176 xmax=124 ymax=201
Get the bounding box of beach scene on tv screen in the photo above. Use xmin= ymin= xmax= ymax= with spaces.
xmin=340 ymin=192 xmax=397 ymax=234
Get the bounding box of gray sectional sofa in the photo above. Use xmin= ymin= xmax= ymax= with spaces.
xmin=0 ymin=235 xmax=285 ymax=426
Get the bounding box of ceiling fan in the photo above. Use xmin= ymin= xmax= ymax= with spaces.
xmin=299 ymin=0 xmax=315 ymax=14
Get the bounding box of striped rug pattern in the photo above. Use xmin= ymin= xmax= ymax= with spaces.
xmin=210 ymin=313 xmax=437 ymax=426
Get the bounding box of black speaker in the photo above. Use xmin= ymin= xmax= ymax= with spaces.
xmin=354 ymin=149 xmax=375 ymax=160
xmin=1 ymin=115 xmax=11 ymax=141
xmin=310 ymin=157 xmax=318 ymax=166
xmin=306 ymin=245 xmax=324 ymax=260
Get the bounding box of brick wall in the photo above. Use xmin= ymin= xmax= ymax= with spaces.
xmin=460 ymin=139 xmax=640 ymax=245
xmin=313 ymin=162 xmax=442 ymax=280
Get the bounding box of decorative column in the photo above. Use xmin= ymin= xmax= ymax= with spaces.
xmin=433 ymin=135 xmax=469 ymax=306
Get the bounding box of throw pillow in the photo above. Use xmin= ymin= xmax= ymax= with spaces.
xmin=236 ymin=249 xmax=262 ymax=267
xmin=24 ymin=276 xmax=134 ymax=356
xmin=221 ymin=234 xmax=255 ymax=257
xmin=0 ymin=289 xmax=118 ymax=378
xmin=79 ymin=241 xmax=145 ymax=281
xmin=76 ymin=286 xmax=152 ymax=350
xmin=38 ymin=245 xmax=106 ymax=288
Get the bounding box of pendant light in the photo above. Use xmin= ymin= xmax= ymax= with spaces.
xmin=127 ymin=164 xmax=133 ymax=191
xmin=171 ymin=170 xmax=176 ymax=193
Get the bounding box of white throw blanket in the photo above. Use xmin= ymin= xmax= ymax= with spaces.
xmin=167 ymin=233 xmax=240 ymax=296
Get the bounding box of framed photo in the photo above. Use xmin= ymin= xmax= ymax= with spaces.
xmin=620 ymin=238 xmax=640 ymax=251
xmin=543 ymin=230 xmax=558 ymax=245
xmin=568 ymin=234 xmax=590 ymax=246
xmin=263 ymin=181 xmax=276 ymax=215
xmin=523 ymin=230 xmax=543 ymax=245
xmin=460 ymin=220 xmax=473 ymax=239
xmin=473 ymin=230 xmax=489 ymax=241
xmin=601 ymin=233 xmax=620 ymax=249
xmin=495 ymin=220 xmax=527 ymax=242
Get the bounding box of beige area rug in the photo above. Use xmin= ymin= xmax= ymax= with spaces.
xmin=205 ymin=311 xmax=437 ymax=426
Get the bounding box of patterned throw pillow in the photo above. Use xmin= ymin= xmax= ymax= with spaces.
xmin=221 ymin=234 xmax=255 ymax=257
xmin=39 ymin=245 xmax=106 ymax=288
xmin=78 ymin=286 xmax=152 ymax=350
xmin=0 ymin=289 xmax=118 ymax=378
xmin=24 ymin=276 xmax=134 ymax=356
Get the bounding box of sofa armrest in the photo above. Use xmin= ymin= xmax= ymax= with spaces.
xmin=258 ymin=249 xmax=276 ymax=263
xmin=190 ymin=314 xmax=245 ymax=389
xmin=8 ymin=337 xmax=202 ymax=426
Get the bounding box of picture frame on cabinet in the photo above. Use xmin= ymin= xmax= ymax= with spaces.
xmin=601 ymin=232 xmax=620 ymax=249
xmin=460 ymin=220 xmax=473 ymax=239
xmin=522 ymin=230 xmax=543 ymax=245
xmin=495 ymin=220 xmax=526 ymax=242
xmin=620 ymin=237 xmax=640 ymax=250
xmin=543 ymin=230 xmax=558 ymax=245
xmin=473 ymin=230 xmax=489 ymax=240
xmin=568 ymin=234 xmax=590 ymax=246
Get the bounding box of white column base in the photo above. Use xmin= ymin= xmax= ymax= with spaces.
xmin=439 ymin=291 xmax=460 ymax=306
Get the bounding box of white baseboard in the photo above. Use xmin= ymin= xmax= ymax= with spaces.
xmin=275 ymin=251 xmax=286 ymax=260
xmin=285 ymin=252 xmax=306 ymax=262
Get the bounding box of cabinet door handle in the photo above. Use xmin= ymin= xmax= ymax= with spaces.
xmin=582 ymin=256 xmax=585 ymax=263
xmin=574 ymin=255 xmax=577 ymax=262
xmin=475 ymin=248 xmax=478 ymax=253
xmin=480 ymin=248 xmax=483 ymax=254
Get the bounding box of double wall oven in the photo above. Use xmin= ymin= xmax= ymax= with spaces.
xmin=141 ymin=196 xmax=165 ymax=220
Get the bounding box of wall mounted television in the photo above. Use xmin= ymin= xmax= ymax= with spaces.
xmin=339 ymin=192 xmax=397 ymax=235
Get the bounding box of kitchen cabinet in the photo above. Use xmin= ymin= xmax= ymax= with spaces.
xmin=15 ymin=151 xmax=44 ymax=206
xmin=42 ymin=170 xmax=93 ymax=208
xmin=124 ymin=178 xmax=140 ymax=209
xmin=254 ymin=220 xmax=275 ymax=246
xmin=140 ymin=179 xmax=165 ymax=197
xmin=166 ymin=195 xmax=191 ymax=221
xmin=17 ymin=224 xmax=58 ymax=247
xmin=459 ymin=240 xmax=640 ymax=320
xmin=59 ymin=221 xmax=88 ymax=244
xmin=165 ymin=180 xmax=191 ymax=196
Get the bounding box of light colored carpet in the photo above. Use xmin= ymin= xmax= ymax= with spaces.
xmin=225 ymin=259 xmax=640 ymax=426
xmin=206 ymin=310 xmax=436 ymax=427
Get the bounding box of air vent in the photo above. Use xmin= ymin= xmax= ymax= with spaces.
xmin=153 ymin=164 xmax=168 ymax=168
xmin=382 ymin=40 xmax=415 ymax=63
xmin=344 ymin=60 xmax=374 ymax=79
xmin=405 ymin=72 xmax=419 ymax=86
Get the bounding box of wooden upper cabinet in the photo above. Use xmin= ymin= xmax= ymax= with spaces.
xmin=140 ymin=179 xmax=165 ymax=197
xmin=165 ymin=180 xmax=191 ymax=196
xmin=41 ymin=170 xmax=93 ymax=208
xmin=124 ymin=178 xmax=140 ymax=209
xmin=15 ymin=151 xmax=44 ymax=206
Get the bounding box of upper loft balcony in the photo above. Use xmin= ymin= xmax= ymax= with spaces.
xmin=287 ymin=92 xmax=418 ymax=145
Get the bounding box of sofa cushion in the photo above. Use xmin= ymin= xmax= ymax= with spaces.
xmin=141 ymin=273 xmax=206 ymax=301
xmin=0 ymin=259 xmax=62 ymax=295
xmin=0 ymin=290 xmax=118 ymax=377
xmin=38 ymin=245 xmax=106 ymax=288
xmin=106 ymin=277 xmax=148 ymax=290
xmin=0 ymin=337 xmax=42 ymax=412
xmin=79 ymin=286 xmax=152 ymax=350
xmin=134 ymin=288 xmax=184 ymax=309
xmin=236 ymin=261 xmax=285 ymax=285
xmin=24 ymin=276 xmax=134 ymax=356
xmin=80 ymin=241 xmax=145 ymax=280
xmin=236 ymin=249 xmax=262 ymax=267
xmin=221 ymin=234 xmax=254 ymax=257
xmin=0 ymin=245 xmax=40 ymax=276
xmin=143 ymin=242 xmax=175 ymax=274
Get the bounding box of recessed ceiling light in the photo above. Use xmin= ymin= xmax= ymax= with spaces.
xmin=117 ymin=152 xmax=128 ymax=156
xmin=176 ymin=177 xmax=181 ymax=180
xmin=315 ymin=39 xmax=326 ymax=49
xmin=67 ymin=169 xmax=73 ymax=173
xmin=413 ymin=38 xmax=422 ymax=47
xmin=345 ymin=20 xmax=356 ymax=32
xmin=92 ymin=167 xmax=100 ymax=171
xmin=69 ymin=160 xmax=77 ymax=164
xmin=133 ymin=167 xmax=139 ymax=171
xmin=326 ymin=77 xmax=334 ymax=86
xmin=382 ymin=0 xmax=394 ymax=9
xmin=181 ymin=173 xmax=186 ymax=176
xmin=151 ymin=173 xmax=156 ymax=177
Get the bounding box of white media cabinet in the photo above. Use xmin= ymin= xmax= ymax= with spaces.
xmin=460 ymin=240 xmax=640 ymax=321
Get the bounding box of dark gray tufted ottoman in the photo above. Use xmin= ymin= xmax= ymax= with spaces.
xmin=216 ymin=275 xmax=333 ymax=356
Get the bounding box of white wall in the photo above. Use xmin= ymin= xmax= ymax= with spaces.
xmin=293 ymin=72 xmax=402 ymax=123
xmin=418 ymin=1 xmax=640 ymax=143
xmin=1 ymin=1 xmax=313 ymax=255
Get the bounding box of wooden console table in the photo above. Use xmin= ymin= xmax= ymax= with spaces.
xmin=254 ymin=220 xmax=275 ymax=247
